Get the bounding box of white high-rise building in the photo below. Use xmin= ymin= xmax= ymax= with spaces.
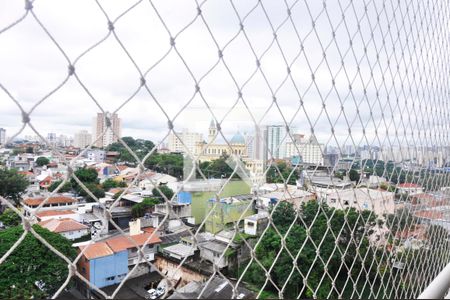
xmin=167 ymin=129 xmax=203 ymax=154
xmin=285 ymin=134 xmax=324 ymax=165
xmin=92 ymin=112 xmax=121 ymax=148
xmin=74 ymin=130 xmax=92 ymax=148
xmin=252 ymin=125 xmax=264 ymax=160
xmin=0 ymin=128 xmax=5 ymax=145
xmin=58 ymin=134 xmax=74 ymax=147
xmin=264 ymin=125 xmax=290 ymax=160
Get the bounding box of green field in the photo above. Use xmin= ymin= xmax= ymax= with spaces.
xmin=191 ymin=180 xmax=251 ymax=225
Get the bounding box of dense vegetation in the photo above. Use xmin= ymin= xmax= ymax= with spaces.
xmin=0 ymin=225 xmax=77 ymax=299
xmin=0 ymin=208 xmax=21 ymax=227
xmin=266 ymin=160 xmax=300 ymax=185
xmin=240 ymin=201 xmax=379 ymax=298
xmin=48 ymin=168 xmax=106 ymax=202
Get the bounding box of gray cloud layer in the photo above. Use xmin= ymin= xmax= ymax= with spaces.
xmin=0 ymin=0 xmax=448 ymax=148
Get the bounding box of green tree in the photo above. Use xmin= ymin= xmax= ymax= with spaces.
xmin=0 ymin=208 xmax=21 ymax=227
xmin=35 ymin=157 xmax=50 ymax=167
xmin=152 ymin=185 xmax=174 ymax=200
xmin=0 ymin=225 xmax=77 ymax=299
xmin=48 ymin=180 xmax=72 ymax=193
xmin=72 ymin=168 xmax=98 ymax=185
xmin=76 ymin=183 xmax=105 ymax=202
xmin=0 ymin=169 xmax=29 ymax=205
xmin=271 ymin=201 xmax=296 ymax=233
xmin=102 ymin=178 xmax=119 ymax=191
xmin=242 ymin=201 xmax=378 ymax=298
xmin=131 ymin=198 xmax=161 ymax=218
xmin=266 ymin=161 xmax=299 ymax=185
xmin=145 ymin=153 xmax=184 ymax=178
xmin=349 ymin=169 xmax=360 ymax=182
xmin=106 ymin=137 xmax=155 ymax=163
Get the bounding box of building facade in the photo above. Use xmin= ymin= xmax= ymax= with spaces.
xmin=168 ymin=129 xmax=203 ymax=154
xmin=264 ymin=125 xmax=288 ymax=161
xmin=92 ymin=112 xmax=121 ymax=148
xmin=0 ymin=128 xmax=6 ymax=145
xmin=74 ymin=130 xmax=92 ymax=148
xmin=194 ymin=120 xmax=248 ymax=161
xmin=284 ymin=135 xmax=324 ymax=165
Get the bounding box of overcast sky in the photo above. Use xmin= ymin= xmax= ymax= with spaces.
xmin=0 ymin=0 xmax=448 ymax=148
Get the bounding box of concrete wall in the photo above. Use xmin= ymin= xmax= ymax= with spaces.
xmin=61 ymin=228 xmax=89 ymax=240
xmin=155 ymin=256 xmax=207 ymax=288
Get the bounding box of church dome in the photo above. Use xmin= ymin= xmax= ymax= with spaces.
xmin=230 ymin=132 xmax=245 ymax=144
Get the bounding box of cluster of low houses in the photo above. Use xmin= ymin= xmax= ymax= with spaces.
xmin=3 ymin=148 xmax=450 ymax=297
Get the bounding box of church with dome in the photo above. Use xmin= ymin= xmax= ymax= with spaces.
xmin=194 ymin=120 xmax=249 ymax=161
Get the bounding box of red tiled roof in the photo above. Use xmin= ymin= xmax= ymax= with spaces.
xmin=35 ymin=210 xmax=76 ymax=218
xmin=80 ymin=242 xmax=114 ymax=260
xmin=106 ymin=231 xmax=161 ymax=253
xmin=39 ymin=176 xmax=52 ymax=183
xmin=398 ymin=183 xmax=421 ymax=188
xmin=23 ymin=196 xmax=77 ymax=206
xmin=18 ymin=171 xmax=34 ymax=176
xmin=395 ymin=225 xmax=427 ymax=240
xmin=38 ymin=218 xmax=88 ymax=233
xmin=414 ymin=210 xmax=444 ymax=220
xmin=109 ymin=188 xmax=124 ymax=195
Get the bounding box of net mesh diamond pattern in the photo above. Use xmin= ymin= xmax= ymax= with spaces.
xmin=1 ymin=0 xmax=450 ymax=299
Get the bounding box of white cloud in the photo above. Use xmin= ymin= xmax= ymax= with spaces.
xmin=0 ymin=0 xmax=447 ymax=149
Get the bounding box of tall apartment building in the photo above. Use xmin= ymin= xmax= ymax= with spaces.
xmin=0 ymin=128 xmax=6 ymax=145
xmin=92 ymin=112 xmax=121 ymax=148
xmin=285 ymin=135 xmax=324 ymax=165
xmin=47 ymin=132 xmax=57 ymax=146
xmin=251 ymin=125 xmax=264 ymax=160
xmin=74 ymin=130 xmax=92 ymax=148
xmin=57 ymin=134 xmax=74 ymax=147
xmin=167 ymin=129 xmax=203 ymax=154
xmin=264 ymin=125 xmax=290 ymax=161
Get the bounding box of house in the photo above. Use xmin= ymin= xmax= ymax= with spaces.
xmin=324 ymin=188 xmax=395 ymax=217
xmin=84 ymin=149 xmax=106 ymax=163
xmin=22 ymin=195 xmax=78 ymax=214
xmin=105 ymin=224 xmax=162 ymax=278
xmin=198 ymin=239 xmax=229 ymax=269
xmin=162 ymin=242 xmax=196 ymax=261
xmin=38 ymin=218 xmax=89 ymax=240
xmin=77 ymin=222 xmax=161 ymax=289
xmin=244 ymin=212 xmax=269 ymax=236
xmin=35 ymin=209 xmax=80 ymax=222
xmin=38 ymin=176 xmax=53 ymax=189
xmin=77 ymin=242 xmax=128 ymax=289
xmin=162 ymin=232 xmax=214 ymax=262
xmin=397 ymin=183 xmax=424 ymax=196
xmin=256 ymin=184 xmax=316 ymax=211
xmin=205 ymin=195 xmax=255 ymax=234
xmin=153 ymin=197 xmax=193 ymax=232
xmin=138 ymin=172 xmax=178 ymax=192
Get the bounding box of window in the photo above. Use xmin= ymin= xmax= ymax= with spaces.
xmin=106 ymin=276 xmax=115 ymax=281
xmin=81 ymin=267 xmax=86 ymax=274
